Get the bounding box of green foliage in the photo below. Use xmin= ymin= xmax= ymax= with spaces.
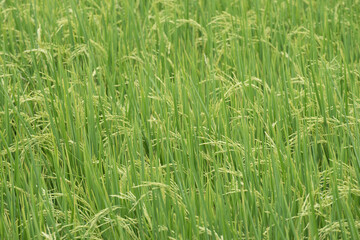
xmin=1 ymin=0 xmax=360 ymax=239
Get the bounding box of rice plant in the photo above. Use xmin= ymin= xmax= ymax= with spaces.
xmin=1 ymin=0 xmax=360 ymax=239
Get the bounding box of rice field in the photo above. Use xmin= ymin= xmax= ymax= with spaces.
xmin=1 ymin=0 xmax=360 ymax=239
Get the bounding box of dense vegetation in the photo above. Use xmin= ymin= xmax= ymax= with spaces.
xmin=1 ymin=0 xmax=360 ymax=239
